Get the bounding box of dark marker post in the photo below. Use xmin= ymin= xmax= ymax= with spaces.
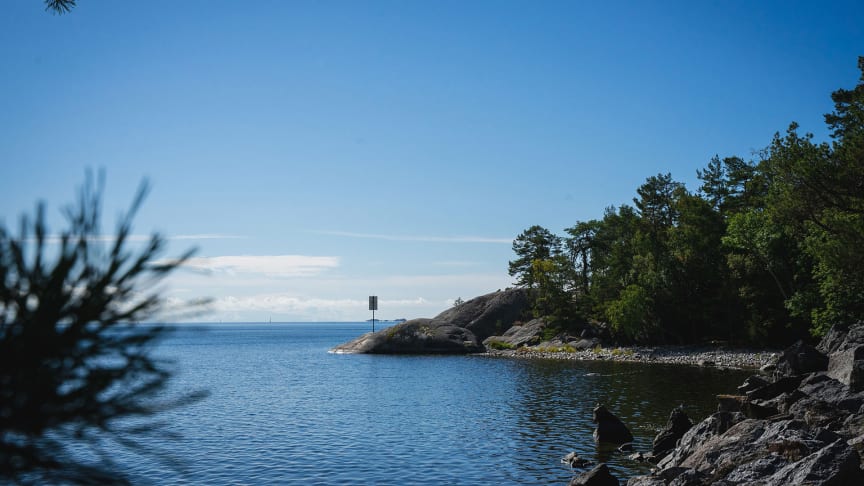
xmin=369 ymin=295 xmax=378 ymax=332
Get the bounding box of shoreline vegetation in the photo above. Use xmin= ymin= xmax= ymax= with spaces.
xmin=503 ymin=57 xmax=864 ymax=349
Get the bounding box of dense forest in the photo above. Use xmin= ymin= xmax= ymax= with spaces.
xmin=509 ymin=57 xmax=864 ymax=346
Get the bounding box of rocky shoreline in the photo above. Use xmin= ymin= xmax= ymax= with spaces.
xmin=565 ymin=322 xmax=864 ymax=486
xmin=330 ymin=290 xmax=864 ymax=484
xmin=479 ymin=345 xmax=779 ymax=370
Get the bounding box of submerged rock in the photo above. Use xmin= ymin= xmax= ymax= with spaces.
xmin=569 ymin=463 xmax=620 ymax=486
xmin=593 ymin=404 xmax=634 ymax=445
xmin=561 ymin=451 xmax=593 ymax=469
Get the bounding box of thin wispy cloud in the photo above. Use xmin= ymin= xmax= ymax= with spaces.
xmin=170 ymin=234 xmax=247 ymax=240
xmin=176 ymin=255 xmax=339 ymax=278
xmin=32 ymin=233 xmax=246 ymax=244
xmin=314 ymin=230 xmax=511 ymax=244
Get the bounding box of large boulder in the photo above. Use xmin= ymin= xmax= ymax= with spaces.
xmin=330 ymin=319 xmax=482 ymax=354
xmin=746 ymin=376 xmax=803 ymax=401
xmin=662 ymin=418 xmax=864 ymax=484
xmin=796 ymin=373 xmax=864 ymax=413
xmin=430 ymin=288 xmax=529 ymax=341
xmin=652 ymin=407 xmax=693 ymax=460
xmin=634 ymin=322 xmax=864 ymax=485
xmin=817 ymin=320 xmax=864 ymax=355
xmin=768 ymin=437 xmax=864 ymax=485
xmin=482 ymin=317 xmax=546 ymax=349
xmin=593 ymin=404 xmax=634 ymax=445
xmin=774 ymin=340 xmax=829 ymax=378
xmin=816 ymin=321 xmax=864 ymax=392
xmin=827 ymin=345 xmax=864 ymax=392
xmin=330 ymin=289 xmax=530 ymax=354
xmin=657 ymin=411 xmax=743 ymax=470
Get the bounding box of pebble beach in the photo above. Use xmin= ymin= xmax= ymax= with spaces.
xmin=481 ymin=345 xmax=779 ymax=369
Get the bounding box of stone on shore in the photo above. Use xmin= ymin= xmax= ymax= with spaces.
xmin=593 ymin=404 xmax=634 ymax=445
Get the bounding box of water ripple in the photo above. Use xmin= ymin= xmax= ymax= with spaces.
xmin=104 ymin=324 xmax=749 ymax=484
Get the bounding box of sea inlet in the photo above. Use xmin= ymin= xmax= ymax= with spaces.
xmin=110 ymin=323 xmax=750 ymax=484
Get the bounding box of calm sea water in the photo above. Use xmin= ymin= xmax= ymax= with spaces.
xmin=111 ymin=323 xmax=750 ymax=484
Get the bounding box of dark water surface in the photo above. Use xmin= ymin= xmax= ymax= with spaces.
xmin=115 ymin=323 xmax=750 ymax=484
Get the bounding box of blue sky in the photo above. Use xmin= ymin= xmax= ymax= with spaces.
xmin=1 ymin=1 xmax=862 ymax=322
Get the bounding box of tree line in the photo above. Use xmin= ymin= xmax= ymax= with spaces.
xmin=509 ymin=57 xmax=864 ymax=346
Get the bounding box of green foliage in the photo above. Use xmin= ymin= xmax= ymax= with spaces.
xmin=0 ymin=177 xmax=206 ymax=483
xmin=487 ymin=341 xmax=516 ymax=350
xmin=385 ymin=325 xmax=400 ymax=340
xmin=604 ymin=284 xmax=653 ymax=341
xmin=610 ymin=347 xmax=635 ymax=357
xmin=634 ymin=172 xmax=685 ymax=231
xmin=506 ymin=57 xmax=864 ymax=345
xmin=529 ymin=257 xmax=572 ymax=319
xmin=533 ymin=344 xmax=576 ymax=353
xmin=757 ymin=59 xmax=864 ymax=336
xmin=540 ymin=322 xmax=559 ymax=342
xmin=508 ymin=225 xmax=561 ymax=287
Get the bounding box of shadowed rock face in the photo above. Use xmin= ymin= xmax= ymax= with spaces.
xmin=774 ymin=340 xmax=829 ymax=378
xmin=430 ymin=288 xmax=529 ymax=341
xmin=330 ymin=289 xmax=530 ymax=354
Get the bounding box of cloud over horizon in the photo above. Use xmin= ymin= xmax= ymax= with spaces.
xmin=162 ymin=294 xmax=435 ymax=322
xmin=178 ymin=255 xmax=340 ymax=277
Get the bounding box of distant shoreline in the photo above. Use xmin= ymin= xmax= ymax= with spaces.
xmin=479 ymin=344 xmax=779 ymax=370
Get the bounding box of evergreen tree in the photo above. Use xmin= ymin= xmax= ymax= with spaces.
xmin=0 ymin=177 xmax=206 ymax=483
xmin=508 ymin=225 xmax=562 ymax=287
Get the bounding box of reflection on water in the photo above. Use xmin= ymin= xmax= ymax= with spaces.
xmin=506 ymin=358 xmax=748 ymax=480
xmin=105 ymin=324 xmax=749 ymax=484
